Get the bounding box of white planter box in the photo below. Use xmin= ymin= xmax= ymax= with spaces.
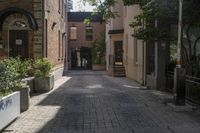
xmin=0 ymin=92 xmax=20 ymax=131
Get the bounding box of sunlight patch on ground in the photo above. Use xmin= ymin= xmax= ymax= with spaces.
xmin=86 ymin=84 xmax=104 ymax=89
xmin=123 ymin=85 xmax=140 ymax=89
xmin=47 ymin=76 xmax=72 ymax=94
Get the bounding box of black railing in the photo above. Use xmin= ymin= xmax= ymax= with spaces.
xmin=186 ymin=75 xmax=200 ymax=104
xmin=166 ymin=71 xmax=200 ymax=104
xmin=166 ymin=71 xmax=174 ymax=93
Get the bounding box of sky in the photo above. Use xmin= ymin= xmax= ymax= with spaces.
xmin=72 ymin=0 xmax=95 ymax=12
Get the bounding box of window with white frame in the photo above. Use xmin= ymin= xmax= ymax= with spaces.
xmin=70 ymin=26 xmax=77 ymax=40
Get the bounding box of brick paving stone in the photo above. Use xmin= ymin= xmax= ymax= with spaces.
xmin=3 ymin=70 xmax=200 ymax=133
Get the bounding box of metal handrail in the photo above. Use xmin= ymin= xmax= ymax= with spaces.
xmin=166 ymin=70 xmax=200 ymax=104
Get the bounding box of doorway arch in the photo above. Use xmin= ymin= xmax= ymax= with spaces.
xmin=8 ymin=17 xmax=30 ymax=58
xmin=0 ymin=8 xmax=38 ymax=58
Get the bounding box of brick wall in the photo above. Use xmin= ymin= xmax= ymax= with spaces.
xmin=0 ymin=0 xmax=34 ymax=59
xmin=45 ymin=0 xmax=66 ymax=66
xmin=68 ymin=22 xmax=105 ymax=49
xmin=33 ymin=0 xmax=43 ymax=58
xmin=0 ymin=0 xmax=33 ymax=13
xmin=0 ymin=0 xmax=67 ymax=68
xmin=68 ymin=21 xmax=105 ymax=69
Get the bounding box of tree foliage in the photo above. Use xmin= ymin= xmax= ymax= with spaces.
xmin=34 ymin=58 xmax=53 ymax=77
xmin=83 ymin=0 xmax=118 ymax=20
xmin=83 ymin=0 xmax=200 ymax=75
xmin=91 ymin=33 xmax=106 ymax=64
xmin=129 ymin=0 xmax=178 ymax=42
xmin=0 ymin=58 xmax=32 ymax=97
xmin=181 ymin=0 xmax=200 ymax=75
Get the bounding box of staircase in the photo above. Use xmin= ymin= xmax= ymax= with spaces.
xmin=112 ymin=65 xmax=126 ymax=77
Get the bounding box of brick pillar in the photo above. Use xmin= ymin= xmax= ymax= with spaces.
xmin=33 ymin=0 xmax=43 ymax=58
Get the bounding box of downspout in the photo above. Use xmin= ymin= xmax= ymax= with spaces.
xmin=142 ymin=19 xmax=146 ymax=86
xmin=142 ymin=41 xmax=145 ymax=85
xmin=65 ymin=1 xmax=68 ymax=73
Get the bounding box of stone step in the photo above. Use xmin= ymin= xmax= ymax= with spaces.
xmin=113 ymin=74 xmax=126 ymax=77
xmin=112 ymin=65 xmax=126 ymax=77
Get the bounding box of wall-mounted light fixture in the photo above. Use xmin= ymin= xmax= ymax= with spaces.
xmin=51 ymin=22 xmax=57 ymax=30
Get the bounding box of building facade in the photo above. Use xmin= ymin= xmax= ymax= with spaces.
xmin=0 ymin=0 xmax=67 ymax=79
xmin=106 ymin=0 xmax=170 ymax=88
xmin=106 ymin=1 xmax=146 ymax=84
xmin=68 ymin=12 xmax=105 ymax=70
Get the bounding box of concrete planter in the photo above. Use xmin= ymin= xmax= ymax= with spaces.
xmin=24 ymin=77 xmax=35 ymax=95
xmin=0 ymin=92 xmax=20 ymax=131
xmin=15 ymin=87 xmax=30 ymax=112
xmin=34 ymin=75 xmax=54 ymax=92
xmin=92 ymin=64 xmax=106 ymax=71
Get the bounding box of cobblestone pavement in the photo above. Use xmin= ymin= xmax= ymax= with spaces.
xmin=4 ymin=70 xmax=200 ymax=133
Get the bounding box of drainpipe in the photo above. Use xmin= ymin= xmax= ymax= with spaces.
xmin=142 ymin=19 xmax=146 ymax=86
xmin=142 ymin=40 xmax=146 ymax=86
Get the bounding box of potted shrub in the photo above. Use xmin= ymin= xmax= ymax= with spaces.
xmin=0 ymin=60 xmax=20 ymax=131
xmin=23 ymin=59 xmax=35 ymax=95
xmin=91 ymin=33 xmax=106 ymax=71
xmin=34 ymin=58 xmax=54 ymax=92
xmin=6 ymin=58 xmax=31 ymax=112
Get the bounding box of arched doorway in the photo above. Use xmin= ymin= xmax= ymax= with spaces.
xmin=8 ymin=18 xmax=29 ymax=58
xmin=0 ymin=8 xmax=37 ymax=59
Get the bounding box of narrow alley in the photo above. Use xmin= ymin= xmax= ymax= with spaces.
xmin=4 ymin=71 xmax=200 ymax=133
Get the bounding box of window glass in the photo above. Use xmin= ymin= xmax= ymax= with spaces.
xmin=70 ymin=27 xmax=77 ymax=40
xmin=86 ymin=26 xmax=93 ymax=41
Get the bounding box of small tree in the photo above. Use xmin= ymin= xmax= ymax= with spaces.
xmin=84 ymin=0 xmax=200 ymax=76
xmin=91 ymin=33 xmax=106 ymax=65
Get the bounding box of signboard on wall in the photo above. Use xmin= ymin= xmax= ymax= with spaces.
xmin=16 ymin=39 xmax=22 ymax=45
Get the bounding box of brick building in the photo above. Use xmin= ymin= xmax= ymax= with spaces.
xmin=68 ymin=12 xmax=105 ymax=69
xmin=0 ymin=0 xmax=67 ymax=79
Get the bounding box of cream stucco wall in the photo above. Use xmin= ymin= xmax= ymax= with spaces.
xmin=106 ymin=2 xmax=146 ymax=84
xmin=106 ymin=0 xmax=124 ymax=70
xmin=123 ymin=5 xmax=145 ymax=84
xmin=110 ymin=0 xmax=123 ymax=30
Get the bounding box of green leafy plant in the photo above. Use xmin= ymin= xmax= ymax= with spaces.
xmin=7 ymin=58 xmax=32 ymax=89
xmin=91 ymin=33 xmax=106 ymax=65
xmin=83 ymin=0 xmax=118 ymax=21
xmin=0 ymin=57 xmax=33 ymax=98
xmin=0 ymin=60 xmax=12 ymax=98
xmin=34 ymin=58 xmax=53 ymax=77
